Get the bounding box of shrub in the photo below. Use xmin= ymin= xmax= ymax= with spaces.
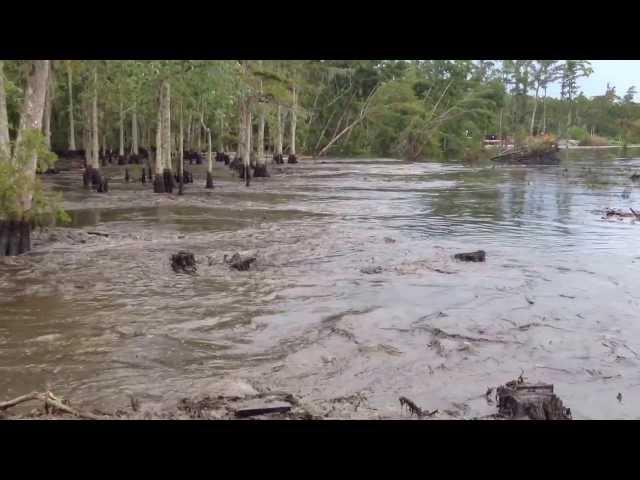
xmin=578 ymin=135 xmax=609 ymax=146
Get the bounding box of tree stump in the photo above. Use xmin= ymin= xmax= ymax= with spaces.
xmin=497 ymin=380 xmax=572 ymax=420
xmin=287 ymin=154 xmax=298 ymax=164
xmin=124 ymin=168 xmax=130 ymax=183
xmin=171 ymin=251 xmax=197 ymax=274
xmin=273 ymin=153 xmax=284 ymax=164
xmin=206 ymin=171 xmax=214 ymax=189
xmin=163 ymin=169 xmax=174 ymax=194
xmin=253 ymin=164 xmax=270 ymax=177
xmin=454 ymin=250 xmax=486 ymax=262
xmin=0 ymin=220 xmax=31 ymax=256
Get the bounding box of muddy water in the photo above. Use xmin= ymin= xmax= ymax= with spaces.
xmin=2 ymin=149 xmax=640 ymax=419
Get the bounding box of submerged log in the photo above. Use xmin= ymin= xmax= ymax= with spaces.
xmin=171 ymin=251 xmax=196 ymax=274
xmin=454 ymin=250 xmax=486 ymax=262
xmin=496 ymin=379 xmax=572 ymax=420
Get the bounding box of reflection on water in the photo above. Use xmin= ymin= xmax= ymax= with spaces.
xmin=2 ymin=149 xmax=640 ymax=419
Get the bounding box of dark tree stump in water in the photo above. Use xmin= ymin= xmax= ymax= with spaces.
xmin=163 ymin=169 xmax=174 ymax=194
xmin=238 ymin=163 xmax=251 ymax=184
xmin=171 ymin=251 xmax=197 ymax=274
xmin=0 ymin=220 xmax=31 ymax=256
xmin=224 ymin=253 xmax=256 ymax=271
xmin=253 ymin=164 xmax=270 ymax=177
xmin=496 ymin=380 xmax=572 ymax=420
xmin=224 ymin=154 xmax=230 ymax=165
xmin=206 ymin=171 xmax=214 ymax=189
xmin=454 ymin=250 xmax=486 ymax=262
xmin=97 ymin=177 xmax=109 ymax=193
xmin=229 ymin=157 xmax=242 ymax=171
xmin=83 ymin=167 xmax=108 ymax=193
xmin=141 ymin=170 xmax=146 ymax=184
xmin=124 ymin=169 xmax=130 ymax=183
xmin=287 ymin=154 xmax=298 ymax=164
xmin=631 ymin=174 xmax=640 ymax=182
xmin=117 ymin=155 xmax=126 ymax=165
xmin=178 ymin=174 xmax=184 ymax=195
xmin=153 ymin=174 xmax=165 ymax=193
xmin=273 ymin=153 xmax=284 ymax=164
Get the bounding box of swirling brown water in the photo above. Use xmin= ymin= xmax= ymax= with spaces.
xmin=2 ymin=150 xmax=640 ymax=419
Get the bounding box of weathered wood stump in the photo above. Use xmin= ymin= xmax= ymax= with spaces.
xmin=83 ymin=167 xmax=108 ymax=193
xmin=253 ymin=164 xmax=270 ymax=178
xmin=124 ymin=168 xmax=130 ymax=183
xmin=171 ymin=251 xmax=197 ymax=274
xmin=163 ymin=169 xmax=174 ymax=194
xmin=496 ymin=380 xmax=572 ymax=420
xmin=273 ymin=153 xmax=284 ymax=165
xmin=224 ymin=253 xmax=256 ymax=271
xmin=454 ymin=250 xmax=486 ymax=262
xmin=206 ymin=171 xmax=214 ymax=189
xmin=287 ymin=154 xmax=298 ymax=164
xmin=141 ymin=169 xmax=146 ymax=184
xmin=229 ymin=157 xmax=242 ymax=171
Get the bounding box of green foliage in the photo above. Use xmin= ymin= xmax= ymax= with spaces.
xmin=0 ymin=129 xmax=69 ymax=225
xmin=578 ymin=135 xmax=609 ymax=146
xmin=567 ymin=126 xmax=588 ymax=141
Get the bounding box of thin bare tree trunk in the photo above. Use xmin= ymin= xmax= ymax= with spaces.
xmin=118 ymin=98 xmax=124 ymax=156
xmin=218 ymin=115 xmax=224 ymax=152
xmin=289 ymin=86 xmax=297 ymax=157
xmin=244 ymin=100 xmax=252 ymax=186
xmin=43 ymin=64 xmax=53 ymax=150
xmin=179 ymin=102 xmax=184 ymax=195
xmin=91 ymin=68 xmax=99 ymax=169
xmin=186 ymin=112 xmax=192 ymax=150
xmin=161 ymin=80 xmax=171 ymax=172
xmin=276 ymin=105 xmax=283 ymax=155
xmin=155 ymin=88 xmax=163 ymax=175
xmin=530 ymin=84 xmax=540 ymax=136
xmin=238 ymin=101 xmax=245 ymax=161
xmin=0 ymin=61 xmax=10 ymax=159
xmin=66 ymin=62 xmax=76 ymax=151
xmin=131 ymin=100 xmax=138 ymax=155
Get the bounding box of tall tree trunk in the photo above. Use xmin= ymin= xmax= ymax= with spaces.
xmin=15 ymin=62 xmax=49 ymax=204
xmin=530 ymin=84 xmax=540 ymax=136
xmin=237 ymin=101 xmax=245 ymax=161
xmin=276 ymin=105 xmax=283 ymax=155
xmin=179 ymin=102 xmax=184 ymax=195
xmin=66 ymin=62 xmax=76 ymax=151
xmin=91 ymin=69 xmax=99 ymax=169
xmin=288 ymin=86 xmax=297 ymax=163
xmin=1 ymin=60 xmax=49 ymax=256
xmin=131 ymin=100 xmax=138 ymax=155
xmin=0 ymin=61 xmax=10 ymax=159
xmin=218 ymin=115 xmax=224 ymax=152
xmin=118 ymin=98 xmax=124 ymax=157
xmin=153 ymin=86 xmax=165 ymax=193
xmin=186 ymin=112 xmax=192 ymax=150
xmin=254 ymin=104 xmax=268 ymax=177
xmin=541 ymin=89 xmax=547 ymax=134
xmin=42 ymin=64 xmax=53 ymax=150
xmin=244 ymin=100 xmax=252 ymax=186
xmin=161 ymin=80 xmax=171 ymax=172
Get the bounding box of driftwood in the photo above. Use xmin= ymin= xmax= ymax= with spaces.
xmin=0 ymin=391 xmax=105 ymax=420
xmin=496 ymin=379 xmax=572 ymax=420
xmin=234 ymin=405 xmax=292 ymax=418
xmin=398 ymin=396 xmax=438 ymax=418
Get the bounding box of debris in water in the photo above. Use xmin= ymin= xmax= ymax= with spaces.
xmin=224 ymin=253 xmax=256 ymax=271
xmin=454 ymin=250 xmax=486 ymax=262
xmin=171 ymin=251 xmax=197 ymax=274
xmin=617 ymin=392 xmax=623 ymax=403
xmin=384 ymin=237 xmax=396 ymax=243
xmin=399 ymin=396 xmax=438 ymax=418
xmin=234 ymin=403 xmax=292 ymax=418
xmin=496 ymin=378 xmax=572 ymax=420
xmin=525 ymin=296 xmax=535 ymax=305
xmin=361 ymin=266 xmax=383 ymax=274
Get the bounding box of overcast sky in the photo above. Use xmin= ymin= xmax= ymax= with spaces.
xmin=545 ymin=60 xmax=640 ymax=99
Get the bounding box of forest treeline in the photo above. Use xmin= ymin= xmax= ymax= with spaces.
xmin=1 ymin=60 xmax=639 ymax=255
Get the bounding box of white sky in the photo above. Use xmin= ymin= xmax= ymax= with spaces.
xmin=545 ymin=60 xmax=640 ymax=99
